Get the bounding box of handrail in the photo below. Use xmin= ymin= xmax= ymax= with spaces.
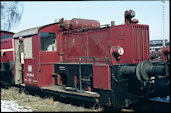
xmin=62 ymin=24 xmax=110 ymax=35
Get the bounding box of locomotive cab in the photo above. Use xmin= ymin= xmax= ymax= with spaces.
xmin=13 ymin=23 xmax=60 ymax=87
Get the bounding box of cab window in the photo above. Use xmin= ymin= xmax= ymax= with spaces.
xmin=2 ymin=34 xmax=13 ymax=39
xmin=40 ymin=32 xmax=56 ymax=51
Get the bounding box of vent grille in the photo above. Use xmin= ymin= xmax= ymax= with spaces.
xmin=133 ymin=25 xmax=149 ymax=62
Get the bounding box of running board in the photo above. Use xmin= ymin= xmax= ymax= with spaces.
xmin=41 ymin=85 xmax=100 ymax=102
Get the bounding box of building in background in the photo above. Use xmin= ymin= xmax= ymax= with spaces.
xmin=150 ymin=39 xmax=170 ymax=60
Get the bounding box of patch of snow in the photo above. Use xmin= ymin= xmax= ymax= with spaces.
xmin=1 ymin=100 xmax=32 ymax=112
xmin=150 ymin=96 xmax=170 ymax=103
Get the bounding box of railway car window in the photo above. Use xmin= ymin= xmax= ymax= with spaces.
xmin=24 ymin=37 xmax=33 ymax=59
xmin=19 ymin=41 xmax=24 ymax=63
xmin=2 ymin=34 xmax=13 ymax=39
xmin=40 ymin=32 xmax=56 ymax=51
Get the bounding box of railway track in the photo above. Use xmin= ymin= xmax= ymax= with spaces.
xmin=1 ymin=83 xmax=170 ymax=112
xmin=127 ymin=100 xmax=170 ymax=112
xmin=1 ymin=84 xmax=101 ymax=112
xmin=103 ymin=100 xmax=170 ymax=112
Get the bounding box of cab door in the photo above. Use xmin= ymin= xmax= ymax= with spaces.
xmin=23 ymin=37 xmax=38 ymax=86
xmin=14 ymin=39 xmax=23 ymax=84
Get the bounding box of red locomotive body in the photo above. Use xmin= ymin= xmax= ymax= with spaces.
xmin=1 ymin=30 xmax=15 ymax=84
xmin=1 ymin=10 xmax=170 ymax=109
xmin=1 ymin=31 xmax=15 ymax=63
xmin=62 ymin=23 xmax=150 ymax=64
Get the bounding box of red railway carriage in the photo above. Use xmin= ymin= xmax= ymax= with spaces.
xmin=7 ymin=10 xmax=170 ymax=109
xmin=1 ymin=30 xmax=15 ymax=84
xmin=1 ymin=31 xmax=15 ymax=62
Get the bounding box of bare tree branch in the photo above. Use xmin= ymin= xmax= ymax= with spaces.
xmin=1 ymin=1 xmax=24 ymax=31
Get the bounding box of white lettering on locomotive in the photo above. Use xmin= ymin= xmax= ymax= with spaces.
xmin=33 ymin=80 xmax=38 ymax=83
xmin=28 ymin=78 xmax=31 ymax=83
xmin=28 ymin=65 xmax=32 ymax=72
xmin=59 ymin=66 xmax=65 ymax=70
xmin=26 ymin=73 xmax=34 ymax=77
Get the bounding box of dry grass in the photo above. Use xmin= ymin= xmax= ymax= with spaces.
xmin=29 ymin=96 xmax=40 ymax=102
xmin=45 ymin=97 xmax=54 ymax=105
xmin=1 ymin=87 xmax=18 ymax=100
xmin=121 ymin=108 xmax=135 ymax=112
xmin=20 ymin=91 xmax=26 ymax=98
xmin=1 ymin=87 xmax=103 ymax=112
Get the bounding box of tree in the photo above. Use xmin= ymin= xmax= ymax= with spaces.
xmin=1 ymin=1 xmax=24 ymax=31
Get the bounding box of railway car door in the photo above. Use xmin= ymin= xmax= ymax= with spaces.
xmin=38 ymin=32 xmax=58 ymax=87
xmin=14 ymin=38 xmax=24 ymax=85
xmin=23 ymin=37 xmax=38 ymax=86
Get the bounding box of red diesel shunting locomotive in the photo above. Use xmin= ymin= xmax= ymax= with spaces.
xmin=1 ymin=10 xmax=170 ymax=109
xmin=0 ymin=31 xmax=15 ymax=63
xmin=1 ymin=31 xmax=15 ymax=84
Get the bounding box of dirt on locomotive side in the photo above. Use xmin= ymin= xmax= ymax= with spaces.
xmin=1 ymin=86 xmax=103 ymax=112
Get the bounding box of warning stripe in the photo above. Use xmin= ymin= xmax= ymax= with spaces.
xmin=0 ymin=48 xmax=14 ymax=52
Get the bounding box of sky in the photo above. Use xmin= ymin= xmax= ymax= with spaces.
xmin=3 ymin=1 xmax=171 ymax=41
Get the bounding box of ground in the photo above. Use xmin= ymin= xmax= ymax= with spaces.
xmin=1 ymin=85 xmax=170 ymax=112
xmin=1 ymin=86 xmax=103 ymax=112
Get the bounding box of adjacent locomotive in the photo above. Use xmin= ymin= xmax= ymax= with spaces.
xmin=1 ymin=10 xmax=170 ymax=109
xmin=1 ymin=30 xmax=15 ymax=85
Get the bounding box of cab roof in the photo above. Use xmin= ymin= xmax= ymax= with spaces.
xmin=13 ymin=22 xmax=58 ymax=38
